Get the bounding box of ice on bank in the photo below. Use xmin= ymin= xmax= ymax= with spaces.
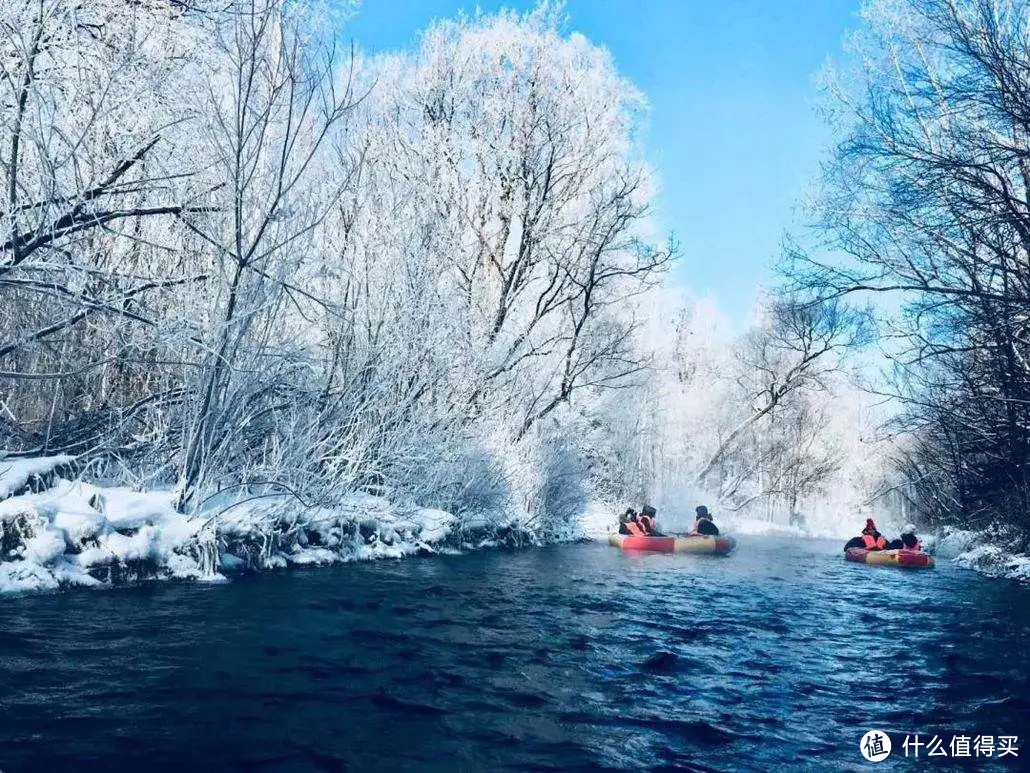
xmin=0 ymin=456 xmax=518 ymax=594
xmin=926 ymin=527 xmax=1030 ymax=582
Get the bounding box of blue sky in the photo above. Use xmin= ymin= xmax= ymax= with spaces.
xmin=345 ymin=0 xmax=860 ymax=326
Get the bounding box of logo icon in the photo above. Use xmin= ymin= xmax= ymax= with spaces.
xmin=861 ymin=730 xmax=892 ymax=762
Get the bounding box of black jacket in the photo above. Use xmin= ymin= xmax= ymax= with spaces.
xmin=887 ymin=533 xmax=920 ymax=550
xmin=695 ymin=518 xmax=719 ymax=536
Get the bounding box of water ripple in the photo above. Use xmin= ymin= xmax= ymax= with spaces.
xmin=1 ymin=537 xmax=1029 ymax=770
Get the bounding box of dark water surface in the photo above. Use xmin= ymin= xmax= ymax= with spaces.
xmin=2 ymin=536 xmax=1029 ymax=771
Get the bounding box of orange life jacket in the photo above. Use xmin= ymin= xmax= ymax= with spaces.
xmin=625 ymin=521 xmax=645 ymax=537
xmin=862 ymin=533 xmax=887 ymax=550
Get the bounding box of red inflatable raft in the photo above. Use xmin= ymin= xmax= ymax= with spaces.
xmin=845 ymin=547 xmax=934 ymax=569
xmin=608 ymin=533 xmax=736 ymax=555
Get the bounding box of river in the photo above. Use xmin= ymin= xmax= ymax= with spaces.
xmin=1 ymin=535 xmax=1028 ymax=770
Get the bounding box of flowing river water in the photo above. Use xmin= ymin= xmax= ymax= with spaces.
xmin=1 ymin=535 xmax=1029 ymax=771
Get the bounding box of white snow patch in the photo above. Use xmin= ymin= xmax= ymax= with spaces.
xmin=288 ymin=546 xmax=338 ymax=566
xmin=23 ymin=530 xmax=66 ymax=563
xmin=408 ymin=508 xmax=455 ymax=544
xmin=0 ymin=456 xmax=529 ymax=594
xmin=0 ymin=455 xmax=74 ymax=500
xmin=0 ymin=560 xmax=60 ymax=593
xmin=95 ymin=488 xmax=178 ymax=530
xmin=927 ymin=528 xmax=979 ymax=559
xmin=0 ymin=472 xmax=215 ymax=593
xmin=1005 ymin=555 xmax=1030 ymax=582
xmin=54 ymin=508 xmax=106 ymax=546
xmin=950 ymin=540 xmax=1030 ymax=581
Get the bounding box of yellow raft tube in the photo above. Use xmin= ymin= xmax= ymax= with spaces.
xmin=608 ymin=533 xmax=736 ymax=554
xmin=845 ymin=547 xmax=934 ymax=569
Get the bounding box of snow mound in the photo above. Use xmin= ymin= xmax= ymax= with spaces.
xmin=0 ymin=477 xmax=214 ymax=592
xmin=916 ymin=526 xmax=1030 ymax=582
xmin=0 ymin=455 xmax=74 ymax=500
xmin=95 ymin=488 xmax=179 ymax=530
xmin=953 ymin=544 xmax=1030 ymax=581
xmin=926 ymin=528 xmax=979 ymax=559
xmin=0 ymin=457 xmax=527 ymax=594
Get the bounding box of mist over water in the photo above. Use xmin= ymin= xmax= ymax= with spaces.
xmin=2 ymin=537 xmax=1028 ymax=770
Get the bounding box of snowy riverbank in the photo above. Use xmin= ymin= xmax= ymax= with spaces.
xmin=924 ymin=527 xmax=1030 ymax=583
xmin=0 ymin=456 xmax=537 ymax=594
xmin=7 ymin=455 xmax=1030 ymax=593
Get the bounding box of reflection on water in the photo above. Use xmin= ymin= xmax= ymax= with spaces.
xmin=1 ymin=536 xmax=1029 ymax=770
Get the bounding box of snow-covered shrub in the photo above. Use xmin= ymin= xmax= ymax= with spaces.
xmin=420 ymin=444 xmax=511 ymax=522
xmin=531 ymin=438 xmax=589 ymax=542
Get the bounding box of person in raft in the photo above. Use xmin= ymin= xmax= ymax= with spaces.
xmin=638 ymin=504 xmax=662 ymax=535
xmin=887 ymin=524 xmax=922 ymax=551
xmin=618 ymin=508 xmax=638 ymax=535
xmin=691 ymin=505 xmax=719 ymax=536
xmin=619 ymin=509 xmax=650 ymax=536
xmin=844 ymin=518 xmax=888 ymax=552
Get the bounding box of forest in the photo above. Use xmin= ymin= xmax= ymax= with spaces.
xmin=792 ymin=0 xmax=1030 ymax=557
xmin=2 ymin=0 xmax=1028 ymax=588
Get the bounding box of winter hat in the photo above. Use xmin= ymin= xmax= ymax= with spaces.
xmin=865 ymin=518 xmax=876 ymax=531
xmin=902 ymin=523 xmax=916 ymax=535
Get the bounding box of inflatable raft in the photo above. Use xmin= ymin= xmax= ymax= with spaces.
xmin=845 ymin=547 xmax=934 ymax=569
xmin=608 ymin=533 xmax=736 ymax=555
